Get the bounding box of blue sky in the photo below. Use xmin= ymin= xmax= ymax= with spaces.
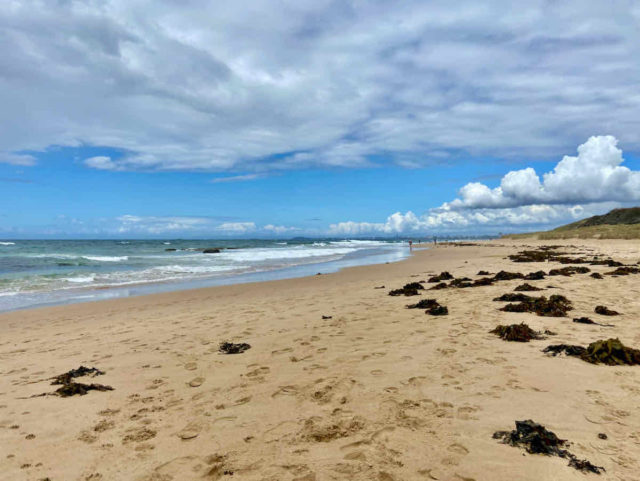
xmin=2 ymin=1 xmax=640 ymax=238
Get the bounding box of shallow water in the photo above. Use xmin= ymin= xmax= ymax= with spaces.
xmin=0 ymin=239 xmax=409 ymax=312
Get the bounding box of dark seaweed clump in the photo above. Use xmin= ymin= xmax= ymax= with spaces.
xmin=573 ymin=317 xmax=595 ymax=324
xmin=449 ymin=277 xmax=473 ymax=288
xmin=48 ymin=366 xmax=112 ymax=397
xmin=493 ymin=293 xmax=535 ymax=303
xmin=605 ymin=266 xmax=640 ymax=275
xmin=219 ymin=342 xmax=251 ymax=354
xmin=406 ymin=299 xmax=440 ymax=309
xmin=429 ymin=282 xmax=448 ymax=290
xmin=477 ymin=270 xmax=491 ymax=275
xmin=490 ymin=323 xmax=543 ymax=342
xmin=388 ymin=282 xmax=424 ymax=296
xmin=51 ymin=366 xmax=104 ymax=385
xmin=590 ymin=259 xmax=623 ymax=267
xmin=472 ymin=277 xmax=494 ymax=287
xmin=595 ymin=305 xmax=619 ymax=316
xmin=590 ymin=273 xmax=603 ymax=279
xmin=427 ymin=271 xmax=454 ymax=283
xmin=582 ymin=339 xmax=640 ymax=365
xmin=524 ymin=270 xmax=546 ymax=280
xmin=514 ymin=283 xmax=543 ymax=292
xmin=544 ymin=338 xmax=640 ymax=365
xmin=500 ymin=295 xmax=572 ymax=317
xmin=427 ymin=305 xmax=448 ymax=316
xmin=493 ymin=420 xmax=604 ymax=474
xmin=548 ymin=266 xmax=590 ymax=276
xmin=493 ymin=270 xmax=525 ymax=281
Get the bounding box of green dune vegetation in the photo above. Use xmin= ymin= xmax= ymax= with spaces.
xmin=504 ymin=207 xmax=640 ymax=239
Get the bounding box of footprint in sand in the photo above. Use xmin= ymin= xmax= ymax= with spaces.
xmin=184 ymin=362 xmax=198 ymax=371
xmin=188 ymin=377 xmax=205 ymax=387
xmin=177 ymin=421 xmax=202 ymax=440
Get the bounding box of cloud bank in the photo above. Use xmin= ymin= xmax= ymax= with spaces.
xmin=2 ymin=1 xmax=640 ymax=172
xmin=330 ymin=136 xmax=636 ymax=234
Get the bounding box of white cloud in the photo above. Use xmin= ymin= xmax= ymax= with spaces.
xmin=0 ymin=152 xmax=36 ymax=166
xmin=263 ymin=224 xmax=299 ymax=234
xmin=216 ymin=222 xmax=256 ymax=233
xmin=2 ymin=2 xmax=640 ymax=171
xmin=116 ymin=215 xmax=213 ymax=234
xmin=211 ymin=173 xmax=267 ymax=183
xmin=446 ymin=136 xmax=640 ymax=209
xmin=84 ymin=156 xmax=120 ymax=170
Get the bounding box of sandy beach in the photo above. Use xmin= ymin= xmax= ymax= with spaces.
xmin=2 ymin=240 xmax=640 ymax=481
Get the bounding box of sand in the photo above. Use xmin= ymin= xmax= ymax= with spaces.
xmin=1 ymin=239 xmax=640 ymax=480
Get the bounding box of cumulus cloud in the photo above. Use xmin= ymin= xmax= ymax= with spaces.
xmin=215 ymin=222 xmax=256 ymax=233
xmin=446 ymin=136 xmax=640 ymax=209
xmin=2 ymin=1 xmax=640 ymax=172
xmin=330 ymin=136 xmax=639 ymax=235
xmin=84 ymin=156 xmax=120 ymax=170
xmin=263 ymin=224 xmax=299 ymax=234
xmin=0 ymin=152 xmax=36 ymax=166
xmin=116 ymin=215 xmax=213 ymax=234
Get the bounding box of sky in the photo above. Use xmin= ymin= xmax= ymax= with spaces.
xmin=1 ymin=0 xmax=640 ymax=238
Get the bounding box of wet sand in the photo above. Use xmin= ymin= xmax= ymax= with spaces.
xmin=1 ymin=240 xmax=640 ymax=480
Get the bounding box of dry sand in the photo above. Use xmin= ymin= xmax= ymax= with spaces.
xmin=1 ymin=240 xmax=640 ymax=481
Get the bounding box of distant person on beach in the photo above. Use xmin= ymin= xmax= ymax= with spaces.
xmin=408 ymin=240 xmax=413 ymax=250
xmin=433 ymin=236 xmax=437 ymax=245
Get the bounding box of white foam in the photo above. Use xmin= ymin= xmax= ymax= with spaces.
xmin=83 ymin=255 xmax=129 ymax=262
xmin=0 ymin=241 xmax=15 ymax=245
xmin=63 ymin=275 xmax=96 ymax=283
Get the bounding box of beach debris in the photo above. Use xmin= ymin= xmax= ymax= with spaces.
xmin=449 ymin=277 xmax=473 ymax=288
xmin=472 ymin=277 xmax=494 ymax=286
xmin=590 ymin=259 xmax=623 ymax=267
xmin=477 ymin=270 xmax=491 ymax=275
xmin=548 ymin=266 xmax=590 ymax=276
xmin=514 ymin=283 xmax=543 ymax=291
xmin=500 ymin=295 xmax=573 ymax=317
xmin=598 ymin=433 xmax=608 ymax=440
xmin=388 ymin=282 xmax=424 ymax=296
xmin=493 ymin=270 xmax=525 ymax=281
xmin=40 ymin=366 xmax=114 ymax=398
xmin=590 ymin=273 xmax=603 ymax=279
xmin=595 ymin=306 xmax=619 ymax=316
xmin=426 ymin=305 xmax=448 ymax=316
xmin=55 ymin=382 xmax=113 ymax=397
xmin=428 ymin=282 xmax=448 ymax=290
xmin=51 ymin=366 xmax=105 ymax=385
xmin=202 ymin=248 xmax=221 ymax=254
xmin=374 ymin=285 xmax=385 ymax=289
xmin=427 ymin=271 xmax=454 ymax=283
xmin=493 ymin=293 xmax=535 ymax=302
xmin=524 ymin=270 xmax=546 ymax=280
xmin=573 ymin=317 xmax=595 ymax=324
xmin=322 ymin=315 xmax=332 ymax=319
xmin=493 ymin=420 xmax=604 ymax=474
xmin=490 ymin=323 xmax=543 ymax=342
xmin=544 ymin=338 xmax=640 ymax=365
xmin=605 ymin=266 xmax=640 ymax=275
xmin=219 ymin=342 xmax=251 ymax=354
xmin=406 ymin=299 xmax=440 ymax=309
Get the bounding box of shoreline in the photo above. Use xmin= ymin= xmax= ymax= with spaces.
xmin=0 ymin=243 xmax=410 ymax=314
xmin=1 ymin=239 xmax=639 ymax=480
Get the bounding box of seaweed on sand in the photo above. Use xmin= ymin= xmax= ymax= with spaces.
xmin=605 ymin=266 xmax=640 ymax=276
xmin=545 ymin=338 xmax=640 ymax=365
xmin=595 ymin=306 xmax=619 ymax=316
xmin=42 ymin=366 xmax=113 ymax=397
xmin=548 ymin=266 xmax=590 ymax=276
xmin=219 ymin=342 xmax=251 ymax=354
xmin=388 ymin=282 xmax=424 ymax=296
xmin=406 ymin=299 xmax=440 ymax=309
xmin=493 ymin=293 xmax=535 ymax=303
xmin=429 ymin=282 xmax=448 ymax=290
xmin=426 ymin=305 xmax=448 ymax=316
xmin=573 ymin=317 xmax=614 ymax=327
xmin=514 ymin=283 xmax=543 ymax=292
xmin=490 ymin=323 xmax=543 ymax=342
xmin=449 ymin=277 xmax=473 ymax=288
xmin=427 ymin=271 xmax=454 ymax=283
xmin=590 ymin=273 xmax=603 ymax=279
xmin=472 ymin=277 xmax=494 ymax=286
xmin=500 ymin=295 xmax=573 ymax=317
xmin=524 ymin=270 xmax=546 ymax=280
xmin=493 ymin=271 xmax=525 ymax=281
xmin=477 ymin=270 xmax=491 ymax=275
xmin=51 ymin=366 xmax=105 ymax=385
xmin=493 ymin=420 xmax=604 ymax=474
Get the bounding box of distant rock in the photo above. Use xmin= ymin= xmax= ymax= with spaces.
xmin=203 ymin=248 xmax=221 ymax=254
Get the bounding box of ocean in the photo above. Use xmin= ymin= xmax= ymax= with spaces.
xmin=0 ymin=239 xmax=408 ymax=312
